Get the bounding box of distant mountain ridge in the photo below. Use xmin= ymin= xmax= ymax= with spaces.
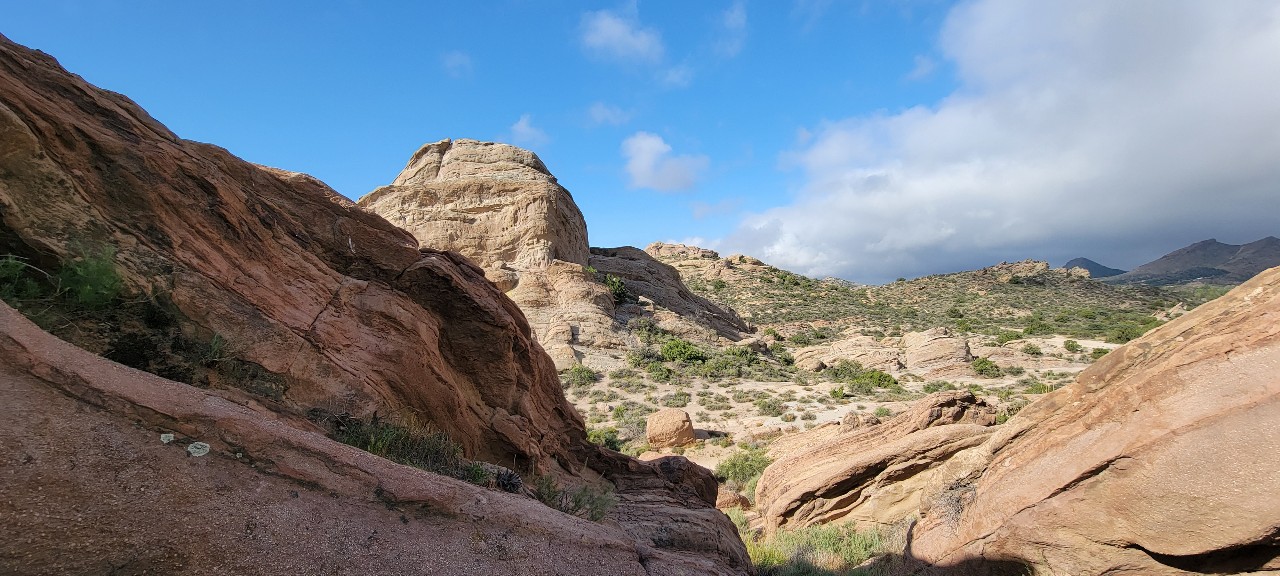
xmin=1104 ymin=236 xmax=1280 ymax=285
xmin=1062 ymin=257 xmax=1126 ymax=278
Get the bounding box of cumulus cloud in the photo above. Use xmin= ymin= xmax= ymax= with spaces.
xmin=580 ymin=8 xmax=664 ymax=63
xmin=715 ymin=1 xmax=748 ymax=57
xmin=509 ymin=114 xmax=549 ymax=147
xmin=588 ymin=102 xmax=631 ymax=126
xmin=724 ymin=0 xmax=1280 ymax=284
xmin=622 ymin=132 xmax=709 ymax=192
xmin=441 ymin=50 xmax=472 ymax=78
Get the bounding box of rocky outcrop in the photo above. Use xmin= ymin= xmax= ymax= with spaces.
xmin=754 ymin=391 xmax=997 ymax=533
xmin=0 ymin=35 xmax=751 ymax=575
xmin=359 ymin=138 xmax=590 ymax=274
xmin=591 ymin=246 xmax=749 ymax=342
xmin=359 ymin=146 xmax=745 ymax=364
xmin=1 ymin=303 xmax=661 ymax=575
xmin=901 ymin=328 xmax=972 ymax=379
xmin=792 ymin=334 xmax=904 ymax=373
xmin=0 ymin=38 xmax=577 ymax=473
xmin=908 ymin=266 xmax=1280 ymax=574
xmin=646 ymin=408 xmax=696 ymax=449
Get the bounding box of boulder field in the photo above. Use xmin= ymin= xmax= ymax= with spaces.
xmin=0 ymin=34 xmax=750 ymax=575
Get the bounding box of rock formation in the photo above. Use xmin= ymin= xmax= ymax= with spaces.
xmin=0 ymin=34 xmax=750 ymax=575
xmin=590 ymin=246 xmax=749 ymax=341
xmin=754 ymin=391 xmax=997 ymax=533
xmin=359 ymin=145 xmax=745 ymax=368
xmin=646 ymin=408 xmax=696 ymax=449
xmin=906 ymin=265 xmax=1280 ymax=574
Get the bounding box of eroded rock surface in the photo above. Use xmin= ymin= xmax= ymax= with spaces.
xmin=755 ymin=391 xmax=997 ymax=533
xmin=646 ymin=408 xmax=696 ymax=449
xmin=0 ymin=35 xmax=751 ymax=575
xmin=907 ymin=266 xmax=1280 ymax=575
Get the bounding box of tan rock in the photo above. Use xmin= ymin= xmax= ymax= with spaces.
xmin=646 ymin=408 xmax=696 ymax=448
xmin=755 ymin=391 xmax=997 ymax=533
xmin=792 ymin=334 xmax=904 ymax=374
xmin=716 ymin=487 xmax=752 ymax=511
xmin=590 ymin=246 xmax=748 ymax=342
xmin=901 ymin=327 xmax=972 ymax=379
xmin=909 ymin=266 xmax=1280 ymax=575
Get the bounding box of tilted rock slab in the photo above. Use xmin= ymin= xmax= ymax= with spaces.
xmin=755 ymin=391 xmax=997 ymax=533
xmin=0 ymin=303 xmax=746 ymax=575
xmin=907 ymin=265 xmax=1280 ymax=574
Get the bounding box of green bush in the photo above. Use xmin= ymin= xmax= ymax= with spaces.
xmin=754 ymin=397 xmax=785 ymax=417
xmin=1091 ymin=347 xmax=1111 ymax=360
xmin=715 ymin=446 xmax=772 ymax=487
xmin=873 ymin=406 xmax=893 ymax=418
xmin=561 ymin=363 xmax=598 ymax=388
xmin=330 ymin=415 xmax=491 ymax=487
xmin=1107 ymin=323 xmax=1145 ymax=344
xmin=1063 ymin=339 xmax=1083 ymax=353
xmin=661 ymin=338 xmax=706 ymax=363
xmin=660 ymin=391 xmax=691 ymax=407
xmin=604 ymin=274 xmax=630 ymax=304
xmin=995 ymin=330 xmax=1022 ymax=345
xmin=531 ymin=475 xmax=616 ymax=521
xmin=1021 ymin=343 xmax=1043 ymax=356
xmin=588 ymin=426 xmax=622 ymax=451
xmin=922 ymin=380 xmax=957 ymax=394
xmin=971 ymin=357 xmax=1002 ymax=378
xmin=59 ymin=248 xmax=123 ymax=309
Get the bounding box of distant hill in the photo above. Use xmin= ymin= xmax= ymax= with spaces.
xmin=1105 ymin=237 xmax=1280 ymax=286
xmin=1063 ymin=257 xmax=1126 ymax=278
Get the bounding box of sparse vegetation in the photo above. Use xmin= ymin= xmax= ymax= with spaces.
xmin=971 ymin=357 xmax=1002 ymax=378
xmin=726 ymin=508 xmax=888 ymax=575
xmin=531 ymin=475 xmax=616 ymax=521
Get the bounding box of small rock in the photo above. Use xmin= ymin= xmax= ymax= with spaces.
xmin=160 ymin=433 xmax=174 ymax=444
xmin=187 ymin=442 xmax=211 ymax=457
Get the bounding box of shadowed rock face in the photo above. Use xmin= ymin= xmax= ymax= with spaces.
xmin=0 ymin=34 xmax=751 ymax=575
xmin=908 ymin=266 xmax=1280 ymax=574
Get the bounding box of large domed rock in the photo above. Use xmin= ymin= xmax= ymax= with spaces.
xmin=907 ymin=265 xmax=1280 ymax=574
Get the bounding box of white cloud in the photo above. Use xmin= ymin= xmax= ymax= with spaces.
xmin=509 ymin=114 xmax=549 ymax=147
xmin=588 ymin=102 xmax=631 ymax=126
xmin=580 ymin=9 xmax=664 ymax=63
xmin=441 ymin=51 xmax=472 ymax=78
xmin=725 ymin=0 xmax=1280 ymax=284
xmin=660 ymin=64 xmax=695 ymax=88
xmin=905 ymin=54 xmax=935 ymax=81
xmin=622 ymin=132 xmax=709 ymax=192
xmin=715 ymin=1 xmax=748 ymax=57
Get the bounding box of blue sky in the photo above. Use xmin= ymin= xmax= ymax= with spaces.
xmin=6 ymin=1 xmax=1280 ymax=283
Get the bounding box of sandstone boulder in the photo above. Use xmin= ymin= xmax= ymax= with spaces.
xmin=717 ymin=487 xmax=752 ymax=511
xmin=902 ymin=327 xmax=972 ymax=379
xmin=908 ymin=266 xmax=1280 ymax=574
xmin=755 ymin=391 xmax=997 ymax=533
xmin=792 ymin=334 xmax=904 ymax=374
xmin=646 ymin=408 xmax=697 ymax=449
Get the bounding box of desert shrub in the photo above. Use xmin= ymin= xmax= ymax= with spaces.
xmin=627 ymin=317 xmax=667 ymax=344
xmin=561 ymin=363 xmax=598 ymax=388
xmin=1091 ymin=347 xmax=1111 ymax=360
xmin=995 ymin=330 xmax=1022 ymax=345
xmin=946 ymin=306 xmax=964 ymax=318
xmin=531 ymin=475 xmax=616 ymax=521
xmin=1063 ymin=339 xmax=1083 ymax=353
xmin=754 ymin=397 xmax=785 ymax=417
xmin=727 ymin=508 xmax=886 ymax=573
xmin=1025 ymin=381 xmax=1055 ymax=394
xmin=824 ymin=359 xmax=864 ymax=382
xmin=874 ymin=406 xmax=893 ymax=418
xmin=715 ymin=446 xmax=772 ymax=487
xmin=661 ymin=338 xmax=706 ymax=363
xmin=660 ymin=391 xmax=691 ymax=408
xmin=57 ymin=248 xmax=124 ymax=309
xmin=588 ymin=426 xmax=623 ymax=451
xmin=1021 ymin=343 xmax=1043 ymax=356
xmin=1022 ymin=319 xmax=1054 ymax=336
xmin=611 ymin=401 xmax=656 ymax=441
xmin=780 ymin=413 xmax=797 ymax=422
xmin=626 ymin=346 xmax=662 ymax=367
xmin=1106 ymin=323 xmax=1145 ymax=344
xmin=1003 ymin=365 xmax=1026 ymax=376
xmin=922 ymin=380 xmax=957 ymax=394
xmin=604 ymin=274 xmax=630 ymax=304
xmin=788 ymin=332 xmax=813 ymax=346
xmin=646 ymin=362 xmax=674 ymax=382
xmin=330 ymin=415 xmax=494 ymax=487
xmin=711 ymin=279 xmax=728 ymax=291
xmin=971 ymin=357 xmax=1002 ymax=378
